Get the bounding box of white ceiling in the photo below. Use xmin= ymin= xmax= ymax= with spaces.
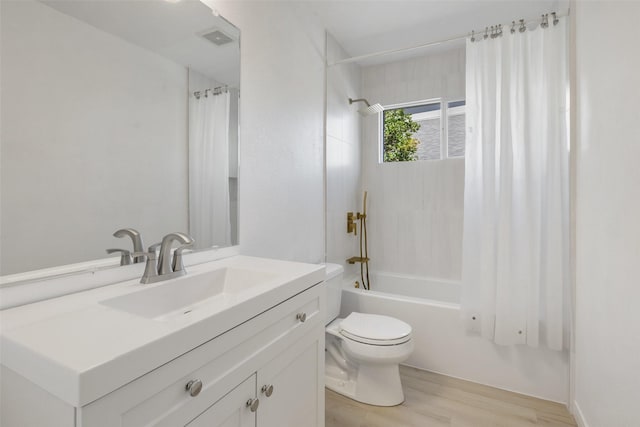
xmin=41 ymin=0 xmax=240 ymax=86
xmin=306 ymin=0 xmax=570 ymax=65
xmin=39 ymin=0 xmax=570 ymax=75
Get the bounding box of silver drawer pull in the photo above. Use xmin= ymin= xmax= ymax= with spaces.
xmin=186 ymin=379 xmax=203 ymax=397
xmin=296 ymin=312 xmax=307 ymax=323
xmin=261 ymin=384 xmax=274 ymax=397
xmin=246 ymin=398 xmax=259 ymax=412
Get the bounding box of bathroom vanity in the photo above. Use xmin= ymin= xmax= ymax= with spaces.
xmin=0 ymin=256 xmax=325 ymax=427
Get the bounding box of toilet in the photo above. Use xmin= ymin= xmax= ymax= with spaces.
xmin=324 ymin=264 xmax=414 ymax=406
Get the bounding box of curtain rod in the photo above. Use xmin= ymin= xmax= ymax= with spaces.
xmin=193 ymin=85 xmax=229 ymax=99
xmin=328 ymin=10 xmax=569 ymax=67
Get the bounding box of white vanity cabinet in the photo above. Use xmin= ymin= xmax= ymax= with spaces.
xmin=187 ymin=324 xmax=323 ymax=427
xmin=1 ymin=281 xmax=325 ymax=427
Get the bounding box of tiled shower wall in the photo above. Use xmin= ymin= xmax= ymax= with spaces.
xmin=361 ymin=47 xmax=466 ymax=281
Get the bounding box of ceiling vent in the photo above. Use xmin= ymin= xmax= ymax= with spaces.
xmin=200 ymin=29 xmax=234 ymax=46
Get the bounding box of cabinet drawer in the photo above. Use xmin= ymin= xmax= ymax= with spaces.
xmin=79 ymin=283 xmax=323 ymax=427
xmin=186 ymin=374 xmax=256 ymax=427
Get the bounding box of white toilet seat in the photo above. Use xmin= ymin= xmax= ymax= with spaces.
xmin=339 ymin=312 xmax=412 ymax=346
xmin=340 ymin=330 xmax=411 ymax=346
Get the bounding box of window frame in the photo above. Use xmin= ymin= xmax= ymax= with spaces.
xmin=444 ymin=99 xmax=466 ymax=159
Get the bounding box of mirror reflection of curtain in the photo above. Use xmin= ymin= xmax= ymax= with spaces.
xmin=189 ymin=91 xmax=231 ymax=249
xmin=461 ymin=18 xmax=569 ymax=350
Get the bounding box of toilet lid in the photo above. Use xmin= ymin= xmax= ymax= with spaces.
xmin=340 ymin=312 xmax=412 ymax=344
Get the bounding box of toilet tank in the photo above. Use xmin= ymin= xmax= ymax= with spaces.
xmin=324 ymin=263 xmax=344 ymax=325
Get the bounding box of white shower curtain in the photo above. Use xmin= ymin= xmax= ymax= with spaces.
xmin=189 ymin=91 xmax=231 ymax=249
xmin=461 ymin=18 xmax=569 ymax=350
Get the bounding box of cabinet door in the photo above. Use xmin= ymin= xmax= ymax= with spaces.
xmin=186 ymin=375 xmax=256 ymax=427
xmin=257 ymin=323 xmax=324 ymax=427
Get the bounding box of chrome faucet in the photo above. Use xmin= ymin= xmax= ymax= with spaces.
xmin=113 ymin=228 xmax=145 ymax=263
xmin=134 ymin=232 xmax=194 ymax=284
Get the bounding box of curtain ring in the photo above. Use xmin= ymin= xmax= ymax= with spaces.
xmin=552 ymin=12 xmax=559 ymax=26
xmin=484 ymin=27 xmax=489 ymax=40
xmin=470 ymin=30 xmax=476 ymax=42
xmin=194 ymin=91 xmax=201 ymax=100
xmin=519 ymin=19 xmax=526 ymax=33
xmin=497 ymin=24 xmax=503 ymax=37
xmin=541 ymin=14 xmax=549 ymax=28
xmin=510 ymin=21 xmax=516 ymax=34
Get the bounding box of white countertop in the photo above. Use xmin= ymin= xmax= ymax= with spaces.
xmin=0 ymin=256 xmax=324 ymax=407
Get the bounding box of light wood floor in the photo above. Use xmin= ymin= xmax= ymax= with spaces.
xmin=325 ymin=366 xmax=577 ymax=427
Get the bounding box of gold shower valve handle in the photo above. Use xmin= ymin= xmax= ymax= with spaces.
xmin=347 ymin=212 xmax=357 ymax=235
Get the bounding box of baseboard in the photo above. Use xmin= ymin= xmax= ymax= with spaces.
xmin=572 ymin=400 xmax=589 ymax=427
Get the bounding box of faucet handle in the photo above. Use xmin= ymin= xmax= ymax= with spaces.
xmin=106 ymin=248 xmax=133 ymax=266
xmin=148 ymin=242 xmax=162 ymax=254
xmin=172 ymin=242 xmax=194 ymax=273
xmin=132 ymin=243 xmax=160 ymax=260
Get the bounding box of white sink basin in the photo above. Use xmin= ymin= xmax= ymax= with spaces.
xmin=101 ymin=267 xmax=278 ymax=320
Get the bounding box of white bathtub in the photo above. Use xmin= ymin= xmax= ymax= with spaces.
xmin=364 ymin=271 xmax=461 ymax=304
xmin=339 ymin=271 xmax=569 ymax=403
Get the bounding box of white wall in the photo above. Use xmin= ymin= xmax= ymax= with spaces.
xmin=0 ymin=0 xmax=188 ymax=274
xmin=326 ymin=34 xmax=362 ymax=276
xmin=214 ymin=2 xmax=326 ymax=264
xmin=361 ymin=48 xmax=466 ymax=280
xmin=573 ymin=2 xmax=640 ymax=426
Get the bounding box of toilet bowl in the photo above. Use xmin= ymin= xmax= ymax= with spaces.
xmin=323 ymin=264 xmax=414 ymax=406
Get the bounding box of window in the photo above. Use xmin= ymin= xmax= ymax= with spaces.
xmin=381 ymin=99 xmax=465 ymax=162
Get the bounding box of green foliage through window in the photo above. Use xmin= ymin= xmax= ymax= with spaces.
xmin=383 ymin=109 xmax=421 ymax=162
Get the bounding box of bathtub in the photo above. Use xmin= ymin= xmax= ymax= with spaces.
xmin=339 ymin=271 xmax=569 ymax=403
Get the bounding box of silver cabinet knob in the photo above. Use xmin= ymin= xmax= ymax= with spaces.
xmin=246 ymin=398 xmax=259 ymax=412
xmin=261 ymin=384 xmax=274 ymax=397
xmin=296 ymin=312 xmax=307 ymax=323
xmin=186 ymin=379 xmax=203 ymax=397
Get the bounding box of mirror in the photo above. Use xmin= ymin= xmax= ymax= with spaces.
xmin=0 ymin=0 xmax=240 ymax=276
